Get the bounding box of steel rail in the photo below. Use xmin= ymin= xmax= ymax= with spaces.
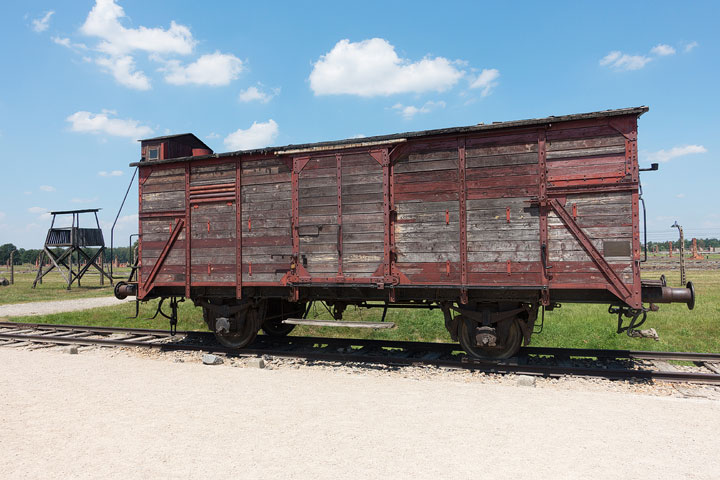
xmin=1 ymin=322 xmax=719 ymax=384
xmin=2 ymin=321 xmax=720 ymax=362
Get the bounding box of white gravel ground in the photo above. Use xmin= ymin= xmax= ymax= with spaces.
xmin=0 ymin=296 xmax=133 ymax=317
xmin=1 ymin=347 xmax=718 ymax=479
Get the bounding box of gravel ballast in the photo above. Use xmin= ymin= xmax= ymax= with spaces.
xmin=1 ymin=347 xmax=718 ymax=479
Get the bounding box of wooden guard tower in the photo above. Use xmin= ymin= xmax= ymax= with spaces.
xmin=32 ymin=209 xmax=113 ymax=289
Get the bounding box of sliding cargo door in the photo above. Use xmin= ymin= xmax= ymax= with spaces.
xmin=188 ymin=163 xmax=237 ymax=287
xmin=295 ymin=153 xmax=384 ymax=282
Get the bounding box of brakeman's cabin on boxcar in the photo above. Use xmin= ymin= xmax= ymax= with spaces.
xmin=115 ymin=107 xmax=695 ymax=359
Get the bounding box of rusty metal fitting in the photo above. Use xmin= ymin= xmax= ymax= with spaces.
xmin=641 ymin=281 xmax=695 ymax=310
xmin=114 ymin=281 xmax=138 ymax=300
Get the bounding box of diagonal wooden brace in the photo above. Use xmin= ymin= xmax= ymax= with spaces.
xmin=141 ymin=218 xmax=184 ymax=296
xmin=549 ymin=198 xmax=636 ymax=306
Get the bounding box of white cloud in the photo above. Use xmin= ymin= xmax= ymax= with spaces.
xmin=98 ymin=170 xmax=124 ymax=177
xmin=0 ymin=211 xmax=5 ymax=221
xmin=350 ymin=134 xmax=366 ymax=139
xmin=80 ymin=0 xmax=195 ymax=56
xmin=599 ymin=51 xmax=651 ymax=71
xmin=39 ymin=185 xmax=56 ymax=192
xmin=206 ymin=132 xmax=220 ymax=139
xmin=96 ymin=55 xmax=151 ymax=90
xmin=52 ymin=36 xmax=88 ymax=50
xmin=469 ymin=68 xmax=500 ymax=96
xmin=309 ymin=38 xmax=465 ymax=96
xmin=67 ymin=110 xmax=153 ymax=139
xmin=28 ymin=207 xmax=48 ymax=214
xmin=71 ymin=197 xmax=99 ymax=204
xmin=392 ymin=100 xmax=446 ymax=120
xmin=52 ymin=36 xmax=71 ymax=48
xmin=238 ymin=84 xmax=280 ymax=103
xmin=32 ymin=11 xmax=54 ymax=33
xmin=224 ymin=120 xmax=279 ymax=151
xmin=644 ymin=145 xmax=707 ymax=163
xmin=162 ymin=52 xmax=243 ymax=86
xmin=650 ymin=44 xmax=676 ymax=56
xmin=24 ymin=191 xmax=32 ymax=195
xmin=684 ymin=41 xmax=699 ymax=53
xmin=675 ymin=193 xmax=685 ymax=198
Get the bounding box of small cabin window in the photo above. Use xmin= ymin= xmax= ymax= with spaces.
xmin=148 ymin=147 xmax=159 ymax=160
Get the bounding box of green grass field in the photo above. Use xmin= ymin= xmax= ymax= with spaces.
xmin=1 ymin=264 xmax=717 ymax=353
xmin=0 ymin=268 xmax=122 ymax=305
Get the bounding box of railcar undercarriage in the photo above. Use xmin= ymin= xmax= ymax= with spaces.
xmin=115 ymin=277 xmax=695 ymax=360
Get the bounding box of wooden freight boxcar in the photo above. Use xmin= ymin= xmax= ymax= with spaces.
xmin=115 ymin=107 xmax=694 ymax=359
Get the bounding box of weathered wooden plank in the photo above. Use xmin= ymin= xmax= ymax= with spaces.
xmin=466 ymin=153 xmax=538 ymax=169
xmin=545 ymin=125 xmax=619 ymax=141
xmin=466 ymin=198 xmax=533 ymax=210
xmin=342 ymin=216 xmax=384 ymax=227
xmin=191 ymin=273 xmax=236 ymax=283
xmin=241 ymin=171 xmax=290 ymax=186
xmin=466 ymin=186 xmax=536 ymax=200
xmin=242 ymin=218 xmax=291 ymax=230
xmin=191 ymin=231 xmax=237 ymax=241
xmin=241 ymin=209 xmax=291 ymax=220
xmin=342 ymin=202 xmax=383 ymax=215
xmin=190 ymin=254 xmax=236 ymax=265
xmin=465 ymin=230 xmax=539 ymax=241
xmin=241 ymin=236 xmax=292 ymax=247
xmin=395 ymin=201 xmax=459 ymax=214
xmin=342 ymin=175 xmax=383 ymax=188
xmin=395 ymin=191 xmax=459 ymax=203
xmin=563 ymin=192 xmax=631 ymax=205
xmin=340 ymin=193 xmax=384 ymax=206
xmin=191 ymin=163 xmax=235 ymax=174
xmin=403 ymin=149 xmax=458 ymax=163
xmin=547 ymin=135 xmax=625 ymax=151
xmin=394 ymin=231 xmax=458 ymax=243
xmin=394 ymin=180 xmax=458 ymax=195
xmin=466 ymin=174 xmax=538 ymax=190
xmin=468 ymin=262 xmax=542 ymax=273
xmin=242 ymin=189 xmax=292 ymax=202
xmin=142 ymin=182 xmax=186 ymax=193
xmin=395 ymin=222 xmax=460 ymax=234
xmin=243 ymin=183 xmax=292 ymax=195
xmin=397 ymin=211 xmax=460 ymax=223
xmin=465 ymin=164 xmax=539 ymax=180
xmin=468 ymin=251 xmax=540 ymax=262
xmin=394 ymin=158 xmax=459 ymax=173
xmin=299 ymin=215 xmax=338 ymax=226
xmin=241 ymin=246 xmax=293 ymax=256
xmin=394 ymin=262 xmax=461 ymax=283
xmin=547 ymin=214 xmax=632 ymax=227
xmin=396 ymin=241 xmax=459 ymax=253
xmin=467 ymin=240 xmax=539 ymax=252
xmin=466 ymin=142 xmax=538 ymax=157
xmin=397 ymin=252 xmax=460 ymax=263
xmin=467 ymin=219 xmax=539 ymax=230
xmin=342 ymin=242 xmax=385 ymax=253
xmin=341 ymin=183 xmax=383 ymax=195
xmin=344 ymin=222 xmax=384 ymax=234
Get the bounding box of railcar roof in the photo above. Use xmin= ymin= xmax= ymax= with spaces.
xmin=132 ymin=106 xmax=648 ymax=167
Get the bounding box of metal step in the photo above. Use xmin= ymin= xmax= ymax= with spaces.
xmin=282 ymin=319 xmax=395 ymax=329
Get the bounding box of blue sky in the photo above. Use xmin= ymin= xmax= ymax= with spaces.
xmin=0 ymin=0 xmax=717 ymax=248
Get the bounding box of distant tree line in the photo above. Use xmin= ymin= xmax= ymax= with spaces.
xmin=647 ymin=238 xmax=720 ymax=251
xmin=0 ymin=243 xmax=138 ymax=265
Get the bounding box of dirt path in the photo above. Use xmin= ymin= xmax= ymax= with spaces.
xmin=0 ymin=296 xmax=133 ymax=318
xmin=0 ymin=348 xmax=718 ymax=479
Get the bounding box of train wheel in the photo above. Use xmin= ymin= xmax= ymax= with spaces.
xmin=458 ymin=315 xmax=522 ymax=360
xmin=204 ymin=303 xmax=263 ymax=349
xmin=261 ymin=300 xmax=306 ymax=337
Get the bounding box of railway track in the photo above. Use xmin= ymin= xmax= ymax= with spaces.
xmin=1 ymin=321 xmax=719 ymax=385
